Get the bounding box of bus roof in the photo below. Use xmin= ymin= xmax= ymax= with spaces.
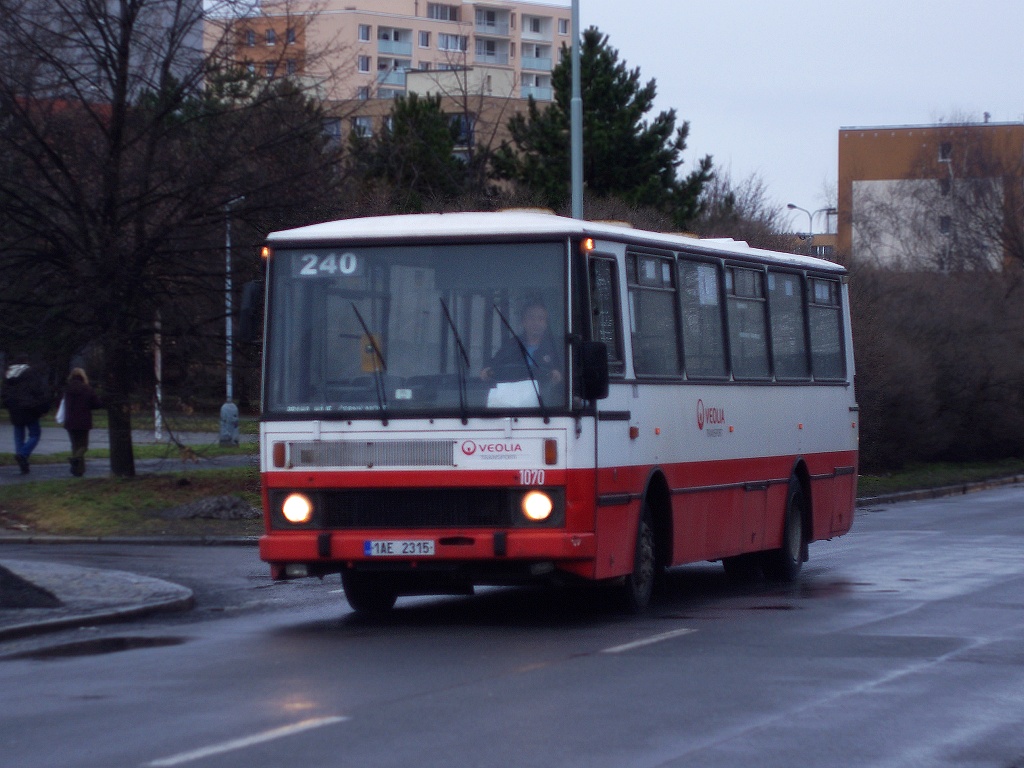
xmin=267 ymin=211 xmax=846 ymax=274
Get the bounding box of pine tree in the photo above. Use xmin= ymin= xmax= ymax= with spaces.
xmin=492 ymin=27 xmax=712 ymax=228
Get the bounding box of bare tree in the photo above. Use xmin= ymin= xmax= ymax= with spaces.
xmin=0 ymin=0 xmax=341 ymax=475
xmin=691 ymin=171 xmax=790 ymax=249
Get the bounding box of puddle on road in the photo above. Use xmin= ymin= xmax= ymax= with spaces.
xmin=2 ymin=636 xmax=188 ymax=661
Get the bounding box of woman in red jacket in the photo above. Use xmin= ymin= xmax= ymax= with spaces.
xmin=62 ymin=368 xmax=101 ymax=476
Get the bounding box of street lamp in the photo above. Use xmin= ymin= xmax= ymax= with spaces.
xmin=786 ymin=203 xmax=813 ymax=238
xmin=220 ymin=196 xmax=244 ymax=446
xmin=786 ymin=203 xmax=838 ymax=240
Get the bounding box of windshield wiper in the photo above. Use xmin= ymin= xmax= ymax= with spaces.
xmin=492 ymin=304 xmax=549 ymax=422
xmin=440 ymin=298 xmax=471 ymax=424
xmin=350 ymin=302 xmax=389 ymax=425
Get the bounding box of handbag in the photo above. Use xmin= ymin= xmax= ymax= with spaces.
xmin=55 ymin=397 xmax=66 ymax=425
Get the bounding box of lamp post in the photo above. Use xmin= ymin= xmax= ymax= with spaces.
xmin=570 ymin=0 xmax=583 ymax=219
xmin=786 ymin=203 xmax=838 ymax=242
xmin=220 ymin=196 xmax=244 ymax=446
xmin=786 ymin=203 xmax=813 ymax=238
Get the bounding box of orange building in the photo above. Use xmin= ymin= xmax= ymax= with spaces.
xmin=838 ymin=122 xmax=1024 ymax=269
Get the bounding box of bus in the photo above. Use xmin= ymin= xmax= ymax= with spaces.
xmin=255 ymin=211 xmax=857 ymax=612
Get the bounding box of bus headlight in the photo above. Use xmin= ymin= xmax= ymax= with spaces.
xmin=282 ymin=493 xmax=314 ymax=524
xmin=521 ymin=490 xmax=554 ymax=522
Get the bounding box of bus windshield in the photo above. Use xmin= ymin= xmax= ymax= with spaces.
xmin=265 ymin=241 xmax=567 ymax=417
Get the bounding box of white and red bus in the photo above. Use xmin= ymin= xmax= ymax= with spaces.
xmin=256 ymin=211 xmax=857 ymax=612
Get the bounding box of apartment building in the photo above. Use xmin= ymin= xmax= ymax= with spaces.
xmin=838 ymin=122 xmax=1024 ymax=269
xmin=219 ymin=1 xmax=570 ymax=101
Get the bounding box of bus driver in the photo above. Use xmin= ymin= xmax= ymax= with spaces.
xmin=480 ymin=300 xmax=562 ymax=385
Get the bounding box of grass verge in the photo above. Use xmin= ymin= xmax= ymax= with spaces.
xmin=857 ymin=458 xmax=1024 ymax=497
xmin=0 ymin=467 xmax=263 ymax=538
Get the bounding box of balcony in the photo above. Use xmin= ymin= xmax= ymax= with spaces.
xmin=475 ymin=20 xmax=509 ymax=36
xmin=378 ymin=39 xmax=413 ymax=56
xmin=474 ymin=51 xmax=509 ymax=66
xmin=520 ymin=84 xmax=552 ymax=101
xmin=521 ymin=55 xmax=552 ymax=71
xmin=377 ymin=69 xmax=406 ymax=86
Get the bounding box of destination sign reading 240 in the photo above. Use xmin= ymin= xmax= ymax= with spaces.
xmin=292 ymin=251 xmax=362 ymax=278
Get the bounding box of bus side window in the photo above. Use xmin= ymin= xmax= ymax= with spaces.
xmin=627 ymin=253 xmax=680 ymax=377
xmin=808 ymin=277 xmax=846 ymax=379
xmin=725 ymin=266 xmax=770 ymax=379
xmin=767 ymin=271 xmax=810 ymax=380
xmin=588 ymin=257 xmax=625 ymax=375
xmin=679 ymin=259 xmax=728 ymax=378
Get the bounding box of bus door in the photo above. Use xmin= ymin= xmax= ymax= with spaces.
xmin=587 ymin=254 xmax=636 ymax=579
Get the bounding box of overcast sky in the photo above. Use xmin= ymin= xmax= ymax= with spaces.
xmin=560 ymin=0 xmax=1024 ymax=231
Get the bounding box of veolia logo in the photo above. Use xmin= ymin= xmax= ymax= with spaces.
xmin=696 ymin=399 xmax=725 ymax=430
xmin=461 ymin=440 xmax=524 ymax=456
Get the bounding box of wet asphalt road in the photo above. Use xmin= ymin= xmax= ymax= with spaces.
xmin=1 ymin=484 xmax=1023 ymax=768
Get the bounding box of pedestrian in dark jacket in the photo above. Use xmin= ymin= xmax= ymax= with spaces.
xmin=2 ymin=355 xmax=51 ymax=474
xmin=62 ymin=368 xmax=101 ymax=477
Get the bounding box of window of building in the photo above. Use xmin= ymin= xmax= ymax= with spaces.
xmin=767 ymin=271 xmax=809 ymax=380
xmin=357 ymin=86 xmax=369 ymax=100
xmin=588 ymin=258 xmax=624 ymax=375
xmin=725 ymin=266 xmax=769 ymax=379
xmin=358 ymin=24 xmax=371 ymax=42
xmin=528 ymin=17 xmax=541 ymax=33
xmin=939 ymin=141 xmax=953 ymax=162
xmin=438 ymin=33 xmax=467 ymax=52
xmin=427 ymin=3 xmax=459 ymax=21
xmin=558 ymin=18 xmax=569 ymax=35
xmin=286 ymin=27 xmax=296 ymax=44
xmin=939 ymin=215 xmax=952 ymax=235
xmin=627 ymin=253 xmax=680 ymax=377
xmin=246 ymin=30 xmax=256 ymax=47
xmin=352 ymin=116 xmax=373 ymax=138
xmin=286 ymin=59 xmax=297 ymax=76
xmin=357 ymin=55 xmax=371 ymax=73
xmin=678 ymin=260 xmax=727 ymax=378
xmin=322 ymin=117 xmax=342 ymax=145
xmin=448 ymin=112 xmax=475 ymax=146
xmin=266 ymin=28 xmax=276 ymax=45
xmin=265 ymin=61 xmax=276 ymax=78
xmin=419 ymin=30 xmax=430 ymax=47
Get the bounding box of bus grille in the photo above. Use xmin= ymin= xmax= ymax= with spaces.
xmin=290 ymin=439 xmax=456 ymax=468
xmin=321 ymin=488 xmax=512 ymax=528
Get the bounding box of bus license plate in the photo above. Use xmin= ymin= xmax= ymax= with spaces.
xmin=364 ymin=540 xmax=435 ymax=557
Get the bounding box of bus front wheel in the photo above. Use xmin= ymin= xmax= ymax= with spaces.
xmin=762 ymin=478 xmax=805 ymax=582
xmin=342 ymin=571 xmax=398 ymax=614
xmin=620 ymin=505 xmax=656 ymax=612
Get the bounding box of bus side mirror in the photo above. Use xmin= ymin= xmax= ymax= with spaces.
xmin=239 ymin=280 xmax=264 ymax=344
xmin=580 ymin=341 xmax=609 ymax=401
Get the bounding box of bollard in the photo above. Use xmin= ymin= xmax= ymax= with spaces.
xmin=219 ymin=401 xmax=239 ymax=446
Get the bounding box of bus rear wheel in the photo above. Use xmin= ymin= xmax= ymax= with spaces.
xmin=762 ymin=478 xmax=805 ymax=582
xmin=341 ymin=571 xmax=398 ymax=614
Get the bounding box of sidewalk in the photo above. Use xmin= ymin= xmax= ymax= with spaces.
xmin=0 ymin=424 xmax=257 ymax=485
xmin=0 ymin=559 xmax=194 ymax=641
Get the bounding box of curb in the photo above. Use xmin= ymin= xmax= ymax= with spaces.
xmin=0 ymin=560 xmax=195 ymax=642
xmin=856 ymin=474 xmax=1024 ymax=508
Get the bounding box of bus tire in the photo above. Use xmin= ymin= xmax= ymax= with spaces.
xmin=620 ymin=504 xmax=656 ymax=612
xmin=341 ymin=571 xmax=398 ymax=614
xmin=762 ymin=478 xmax=805 ymax=582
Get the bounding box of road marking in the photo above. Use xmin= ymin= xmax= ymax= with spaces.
xmin=600 ymin=628 xmax=697 ymax=654
xmin=145 ymin=716 xmax=349 ymax=767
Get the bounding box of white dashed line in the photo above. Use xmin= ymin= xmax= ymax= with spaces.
xmin=145 ymin=716 xmax=349 ymax=767
xmin=600 ymin=628 xmax=697 ymax=654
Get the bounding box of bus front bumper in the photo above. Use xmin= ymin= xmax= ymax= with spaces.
xmin=260 ymin=530 xmax=596 ymax=581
